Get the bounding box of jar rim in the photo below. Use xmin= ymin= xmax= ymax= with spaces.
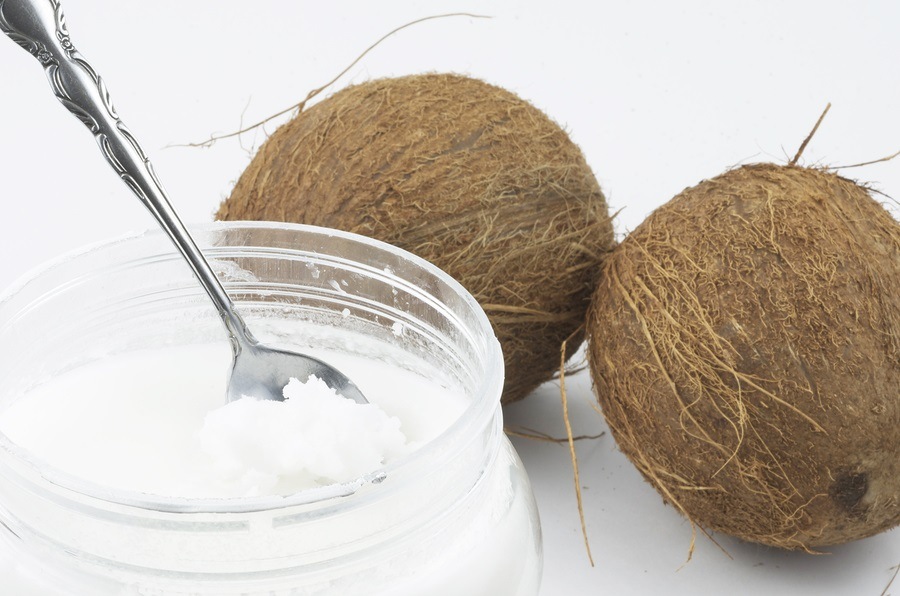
xmin=0 ymin=221 xmax=504 ymax=515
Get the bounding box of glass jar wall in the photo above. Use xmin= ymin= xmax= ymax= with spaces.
xmin=0 ymin=222 xmax=542 ymax=595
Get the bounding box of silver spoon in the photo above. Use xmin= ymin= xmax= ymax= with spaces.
xmin=0 ymin=0 xmax=368 ymax=405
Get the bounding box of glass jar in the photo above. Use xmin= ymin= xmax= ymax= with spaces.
xmin=0 ymin=222 xmax=542 ymax=595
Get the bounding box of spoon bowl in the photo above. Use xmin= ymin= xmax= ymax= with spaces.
xmin=229 ymin=341 xmax=368 ymax=404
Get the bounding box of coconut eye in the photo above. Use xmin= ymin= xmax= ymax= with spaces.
xmin=830 ymin=471 xmax=869 ymax=514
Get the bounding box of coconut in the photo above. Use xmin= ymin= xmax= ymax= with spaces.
xmin=587 ymin=163 xmax=899 ymax=549
xmin=219 ymin=73 xmax=615 ymax=404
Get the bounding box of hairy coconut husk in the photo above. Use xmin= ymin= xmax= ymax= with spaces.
xmin=219 ymin=73 xmax=615 ymax=404
xmin=587 ymin=163 xmax=899 ymax=550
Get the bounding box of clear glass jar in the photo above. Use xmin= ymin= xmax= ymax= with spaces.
xmin=0 ymin=222 xmax=542 ymax=595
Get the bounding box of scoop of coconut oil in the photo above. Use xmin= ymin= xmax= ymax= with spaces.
xmin=198 ymin=375 xmax=409 ymax=496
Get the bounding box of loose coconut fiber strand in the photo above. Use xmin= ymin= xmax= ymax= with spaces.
xmin=588 ymin=164 xmax=900 ymax=550
xmin=221 ymin=74 xmax=615 ymax=403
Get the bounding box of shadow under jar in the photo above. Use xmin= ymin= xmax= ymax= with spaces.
xmin=0 ymin=222 xmax=542 ymax=595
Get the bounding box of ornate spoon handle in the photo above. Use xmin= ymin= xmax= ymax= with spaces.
xmin=0 ymin=0 xmax=254 ymax=350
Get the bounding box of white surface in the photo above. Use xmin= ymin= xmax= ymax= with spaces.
xmin=0 ymin=342 xmax=465 ymax=497
xmin=0 ymin=1 xmax=897 ymax=594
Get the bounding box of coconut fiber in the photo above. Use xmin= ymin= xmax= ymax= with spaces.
xmin=220 ymin=73 xmax=614 ymax=404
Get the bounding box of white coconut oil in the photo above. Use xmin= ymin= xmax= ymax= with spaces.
xmin=0 ymin=341 xmax=467 ymax=499
xmin=1 ymin=341 xmax=541 ymax=595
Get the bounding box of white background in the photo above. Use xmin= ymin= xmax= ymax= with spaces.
xmin=0 ymin=1 xmax=898 ymax=594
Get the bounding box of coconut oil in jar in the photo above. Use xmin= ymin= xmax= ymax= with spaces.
xmin=0 ymin=223 xmax=542 ymax=595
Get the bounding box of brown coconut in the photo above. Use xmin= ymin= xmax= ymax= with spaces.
xmin=219 ymin=73 xmax=614 ymax=404
xmin=587 ymin=163 xmax=899 ymax=550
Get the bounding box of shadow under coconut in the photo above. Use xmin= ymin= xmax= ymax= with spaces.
xmin=710 ymin=528 xmax=899 ymax=592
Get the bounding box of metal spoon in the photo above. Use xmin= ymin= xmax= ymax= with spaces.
xmin=0 ymin=0 xmax=368 ymax=405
